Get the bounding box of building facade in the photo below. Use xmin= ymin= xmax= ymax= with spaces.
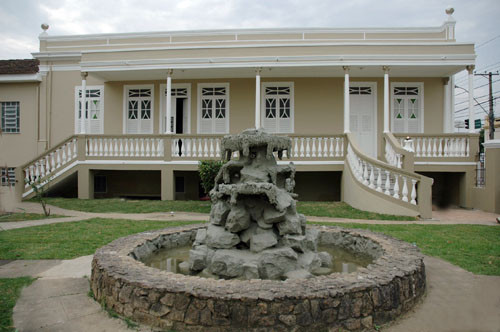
xmin=2 ymin=9 xmax=499 ymax=215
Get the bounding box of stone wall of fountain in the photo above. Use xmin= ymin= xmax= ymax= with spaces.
xmin=185 ymin=129 xmax=332 ymax=280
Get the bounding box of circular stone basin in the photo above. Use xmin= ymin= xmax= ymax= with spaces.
xmin=91 ymin=224 xmax=426 ymax=331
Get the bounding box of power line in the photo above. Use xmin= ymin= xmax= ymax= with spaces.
xmin=455 ymin=90 xmax=500 ymax=105
xmin=454 ymin=61 xmax=500 ymax=83
xmin=455 ymin=96 xmax=500 ymax=113
xmin=455 ymin=78 xmax=500 ymax=97
xmin=476 ymin=34 xmax=500 ymax=49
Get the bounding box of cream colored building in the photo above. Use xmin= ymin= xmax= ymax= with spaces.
xmin=1 ymin=9 xmax=499 ymax=216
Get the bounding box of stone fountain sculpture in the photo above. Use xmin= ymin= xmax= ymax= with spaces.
xmin=187 ymin=129 xmax=332 ymax=280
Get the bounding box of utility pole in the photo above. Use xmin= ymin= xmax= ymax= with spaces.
xmin=475 ymin=71 xmax=499 ymax=139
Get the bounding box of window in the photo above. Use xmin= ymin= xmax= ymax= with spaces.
xmin=1 ymin=102 xmax=20 ymax=133
xmin=75 ymin=86 xmax=104 ymax=134
xmin=261 ymin=83 xmax=294 ymax=133
xmin=391 ymin=83 xmax=424 ymax=133
xmin=198 ymin=84 xmax=229 ymax=134
xmin=1 ymin=167 xmax=15 ymax=186
xmin=124 ymin=85 xmax=154 ymax=134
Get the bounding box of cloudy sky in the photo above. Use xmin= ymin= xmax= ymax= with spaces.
xmin=1 ymin=0 xmax=499 ymax=123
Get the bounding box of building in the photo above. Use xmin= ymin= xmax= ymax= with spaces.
xmin=1 ymin=8 xmax=499 ymax=216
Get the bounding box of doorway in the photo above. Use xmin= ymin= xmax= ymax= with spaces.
xmin=349 ymin=82 xmax=377 ymax=158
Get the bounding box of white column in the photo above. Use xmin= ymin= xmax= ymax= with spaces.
xmin=166 ymin=69 xmax=173 ymax=134
xmin=383 ymin=66 xmax=390 ymax=133
xmin=450 ymin=75 xmax=455 ymax=131
xmin=255 ymin=67 xmax=261 ymax=129
xmin=443 ymin=77 xmax=451 ymax=132
xmin=467 ymin=65 xmax=475 ymax=133
xmin=80 ymin=72 xmax=88 ymax=134
xmin=343 ymin=66 xmax=350 ymax=133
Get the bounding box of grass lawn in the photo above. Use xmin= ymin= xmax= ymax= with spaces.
xmin=0 ymin=212 xmax=64 ymax=222
xmin=0 ymin=218 xmax=203 ymax=260
xmin=0 ymin=217 xmax=498 ymax=276
xmin=38 ymin=198 xmax=416 ymax=221
xmin=312 ymin=222 xmax=500 ymax=276
xmin=0 ymin=277 xmax=35 ymax=332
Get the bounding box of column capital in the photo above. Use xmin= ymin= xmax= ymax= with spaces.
xmin=466 ymin=65 xmax=475 ymax=74
xmin=382 ymin=66 xmax=390 ymax=72
xmin=255 ymin=67 xmax=262 ymax=75
xmin=342 ymin=66 xmax=350 ymax=72
xmin=80 ymin=72 xmax=88 ymax=79
xmin=167 ymin=69 xmax=173 ymax=77
xmin=442 ymin=77 xmax=450 ymax=85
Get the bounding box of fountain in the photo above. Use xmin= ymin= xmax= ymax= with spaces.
xmin=91 ymin=130 xmax=426 ymax=331
xmin=185 ymin=129 xmax=332 ymax=280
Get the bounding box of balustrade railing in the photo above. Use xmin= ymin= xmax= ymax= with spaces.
xmin=86 ymin=136 xmax=164 ymax=158
xmin=288 ymin=135 xmax=345 ymax=159
xmin=22 ymin=136 xmax=78 ymax=189
xmin=394 ymin=134 xmax=475 ymax=158
xmin=171 ymin=136 xmax=222 ymax=158
xmin=346 ymin=133 xmax=432 ymax=218
xmin=20 ymin=133 xmax=346 ymax=197
xmin=383 ymin=132 xmax=414 ymax=171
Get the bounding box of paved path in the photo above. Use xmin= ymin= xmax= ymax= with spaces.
xmin=1 ymin=255 xmax=498 ymax=332
xmin=1 ymin=202 xmax=498 ymax=231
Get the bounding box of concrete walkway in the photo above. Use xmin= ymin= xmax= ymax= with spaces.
xmin=2 ymin=255 xmax=498 ymax=332
xmin=1 ymin=202 xmax=498 ymax=231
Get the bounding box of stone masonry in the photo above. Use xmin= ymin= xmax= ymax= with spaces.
xmin=91 ymin=224 xmax=426 ymax=331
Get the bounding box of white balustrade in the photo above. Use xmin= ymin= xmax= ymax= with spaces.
xmin=86 ymin=137 xmax=164 ymax=158
xmin=384 ymin=139 xmax=403 ymax=168
xmin=347 ymin=143 xmax=419 ymax=206
xmin=290 ymin=136 xmax=344 ymax=159
xmin=171 ymin=137 xmax=223 ymax=158
xmin=398 ymin=136 xmax=469 ymax=158
xmin=24 ymin=138 xmax=78 ymax=189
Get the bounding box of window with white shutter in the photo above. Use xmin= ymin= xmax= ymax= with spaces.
xmin=0 ymin=167 xmax=15 ymax=186
xmin=75 ymin=86 xmax=104 ymax=134
xmin=261 ymin=83 xmax=294 ymax=133
xmin=1 ymin=102 xmax=20 ymax=133
xmin=124 ymin=85 xmax=154 ymax=134
xmin=391 ymin=83 xmax=423 ymax=133
xmin=197 ymin=84 xmax=229 ymax=134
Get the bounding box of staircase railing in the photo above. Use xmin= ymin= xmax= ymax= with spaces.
xmin=21 ymin=135 xmax=79 ymax=193
xmin=383 ymin=132 xmax=414 ymax=171
xmin=346 ymin=133 xmax=432 ymax=218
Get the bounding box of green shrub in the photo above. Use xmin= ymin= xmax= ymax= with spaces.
xmin=198 ymin=160 xmax=224 ymax=195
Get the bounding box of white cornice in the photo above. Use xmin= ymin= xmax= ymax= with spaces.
xmin=0 ymin=73 xmax=42 ymax=83
xmin=31 ymin=51 xmax=81 ymax=61
xmin=79 ymin=54 xmax=475 ymax=72
xmin=38 ymin=25 xmax=450 ymax=42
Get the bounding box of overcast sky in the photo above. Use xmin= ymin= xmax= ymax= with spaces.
xmin=1 ymin=0 xmax=499 ymax=123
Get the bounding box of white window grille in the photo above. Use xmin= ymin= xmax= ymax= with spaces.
xmin=1 ymin=167 xmax=15 ymax=186
xmin=198 ymin=84 xmax=229 ymax=134
xmin=261 ymin=83 xmax=294 ymax=133
xmin=75 ymin=87 xmax=103 ymax=134
xmin=1 ymin=102 xmax=20 ymax=133
xmin=125 ymin=85 xmax=154 ymax=134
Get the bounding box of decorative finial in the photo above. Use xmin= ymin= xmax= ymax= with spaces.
xmin=445 ymin=7 xmax=454 ymax=15
xmin=40 ymin=23 xmax=49 ymax=37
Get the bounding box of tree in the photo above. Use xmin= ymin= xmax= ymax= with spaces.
xmin=198 ymin=160 xmax=224 ymax=195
